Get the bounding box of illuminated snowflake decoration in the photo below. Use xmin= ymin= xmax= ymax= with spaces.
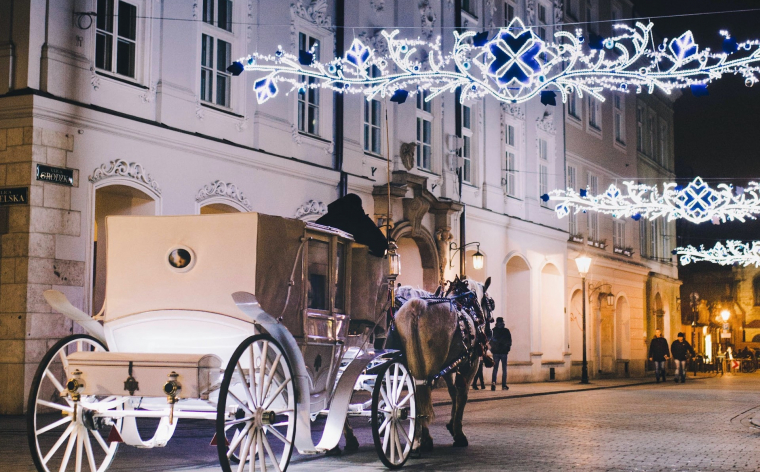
xmin=675 ymin=241 xmax=760 ymax=267
xmin=544 ymin=177 xmax=760 ymax=224
xmin=232 ymin=18 xmax=760 ymax=105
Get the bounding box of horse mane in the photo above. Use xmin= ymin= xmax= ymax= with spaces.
xmin=396 ymin=285 xmax=434 ymax=301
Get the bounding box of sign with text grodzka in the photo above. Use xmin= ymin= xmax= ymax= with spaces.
xmin=36 ymin=164 xmax=74 ymax=186
xmin=0 ymin=187 xmax=28 ymax=205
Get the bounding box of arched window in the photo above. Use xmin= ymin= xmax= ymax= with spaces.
xmin=754 ymin=277 xmax=760 ymax=306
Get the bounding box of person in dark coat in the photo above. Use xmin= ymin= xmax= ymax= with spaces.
xmin=671 ymin=332 xmax=695 ymax=383
xmin=471 ymin=349 xmax=487 ymax=390
xmin=648 ymin=329 xmax=670 ymax=383
xmin=489 ymin=317 xmax=512 ymax=391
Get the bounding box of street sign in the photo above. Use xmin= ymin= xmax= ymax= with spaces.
xmin=36 ymin=164 xmax=74 ymax=186
xmin=0 ymin=187 xmax=28 ymax=205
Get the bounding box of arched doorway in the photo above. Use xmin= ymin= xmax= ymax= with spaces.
xmin=569 ymin=289 xmax=583 ymax=362
xmin=506 ymin=256 xmax=531 ymax=361
xmin=396 ymin=237 xmax=424 ymax=289
xmin=616 ymin=296 xmax=631 ymax=361
xmin=600 ymin=295 xmax=615 ymax=373
xmin=200 ymin=202 xmax=241 ymax=214
xmin=92 ymin=184 xmax=157 ymax=314
xmin=540 ymin=263 xmax=563 ymax=360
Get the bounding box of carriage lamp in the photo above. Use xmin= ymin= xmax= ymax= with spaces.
xmin=387 ymin=239 xmax=401 ymax=280
xmin=65 ymin=369 xmax=85 ymax=402
xmin=164 ymin=371 xmax=182 ymax=424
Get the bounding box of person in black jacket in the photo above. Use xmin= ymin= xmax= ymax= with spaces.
xmin=671 ymin=332 xmax=695 ymax=383
xmin=490 ymin=317 xmax=512 ymax=391
xmin=648 ymin=329 xmax=670 ymax=383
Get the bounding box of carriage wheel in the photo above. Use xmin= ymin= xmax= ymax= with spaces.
xmin=27 ymin=334 xmax=124 ymax=472
xmin=217 ymin=334 xmax=296 ymax=472
xmin=371 ymin=359 xmax=417 ymax=469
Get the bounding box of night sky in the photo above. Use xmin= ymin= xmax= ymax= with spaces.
xmin=632 ymin=1 xmax=760 ymax=274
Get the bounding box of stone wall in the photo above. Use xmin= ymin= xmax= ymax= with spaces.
xmin=0 ymin=126 xmax=82 ymax=414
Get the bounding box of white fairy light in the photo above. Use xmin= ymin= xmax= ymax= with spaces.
xmin=675 ymin=241 xmax=760 ymax=267
xmin=543 ymin=177 xmax=760 ymax=224
xmin=233 ymin=18 xmax=760 ymax=105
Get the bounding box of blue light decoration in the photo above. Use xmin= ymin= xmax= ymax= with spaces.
xmin=235 ymin=18 xmax=760 ymax=105
xmin=544 ymin=177 xmax=760 ymax=224
xmin=675 ymin=241 xmax=760 ymax=267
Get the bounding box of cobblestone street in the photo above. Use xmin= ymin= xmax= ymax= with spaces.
xmin=6 ymin=374 xmax=760 ymax=471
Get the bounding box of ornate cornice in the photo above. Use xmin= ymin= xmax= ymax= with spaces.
xmin=196 ymin=180 xmax=252 ymax=211
xmin=536 ymin=111 xmax=556 ymax=135
xmin=295 ymin=199 xmax=328 ymax=220
xmin=290 ymin=0 xmax=333 ymax=29
xmin=501 ymin=102 xmax=525 ymax=121
xmin=89 ymin=159 xmax=161 ymax=195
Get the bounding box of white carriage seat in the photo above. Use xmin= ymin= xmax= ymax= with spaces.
xmin=102 ymin=213 xmax=260 ymax=357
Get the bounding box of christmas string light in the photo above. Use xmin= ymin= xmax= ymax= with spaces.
xmin=675 ymin=240 xmax=760 ymax=267
xmin=543 ymin=177 xmax=760 ymax=224
xmin=230 ymin=18 xmax=760 ymax=105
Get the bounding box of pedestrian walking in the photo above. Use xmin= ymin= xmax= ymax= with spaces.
xmin=471 ymin=355 xmax=486 ymax=390
xmin=490 ymin=317 xmax=512 ymax=391
xmin=671 ymin=332 xmax=695 ymax=383
xmin=648 ymin=329 xmax=670 ymax=383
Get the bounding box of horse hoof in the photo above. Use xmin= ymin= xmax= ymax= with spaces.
xmin=452 ymin=435 xmax=469 ymax=448
xmin=445 ymin=422 xmax=454 ymax=437
xmin=344 ymin=436 xmax=359 ymax=452
xmin=325 ymin=446 xmax=342 ymax=456
xmin=419 ymin=437 xmax=434 ymax=452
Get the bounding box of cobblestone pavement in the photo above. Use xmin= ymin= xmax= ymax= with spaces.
xmin=6 ymin=374 xmax=760 ymax=471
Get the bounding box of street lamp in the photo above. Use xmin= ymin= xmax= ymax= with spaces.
xmin=720 ymin=309 xmax=731 ymax=353
xmin=449 ymin=241 xmax=484 ymax=275
xmin=721 ymin=309 xmax=730 ymax=322
xmin=575 ymin=254 xmax=592 ymax=384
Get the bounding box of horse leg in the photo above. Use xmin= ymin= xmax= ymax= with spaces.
xmin=452 ymin=371 xmax=473 ymax=447
xmin=443 ymin=374 xmax=458 ymax=438
xmin=343 ymin=419 xmax=359 ymax=452
xmin=414 ymin=385 xmax=434 ymax=453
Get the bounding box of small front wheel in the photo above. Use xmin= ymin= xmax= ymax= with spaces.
xmin=371 ymin=359 xmax=416 ymax=469
xmin=217 ymin=334 xmax=296 ymax=472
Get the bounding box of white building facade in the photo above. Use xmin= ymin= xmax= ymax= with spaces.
xmin=0 ymin=0 xmax=576 ymax=414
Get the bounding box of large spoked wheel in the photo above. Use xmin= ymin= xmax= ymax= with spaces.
xmin=217 ymin=334 xmax=296 ymax=472
xmin=27 ymin=334 xmax=124 ymax=472
xmin=371 ymin=359 xmax=417 ymax=469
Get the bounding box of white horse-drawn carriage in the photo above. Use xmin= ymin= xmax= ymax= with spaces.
xmin=27 ymin=212 xmax=418 ymax=471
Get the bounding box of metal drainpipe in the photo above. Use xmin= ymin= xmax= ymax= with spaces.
xmin=335 ymin=0 xmax=347 ymax=197
xmin=455 ymin=0 xmax=465 ymax=276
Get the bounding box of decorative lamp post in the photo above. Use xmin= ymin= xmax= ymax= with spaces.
xmin=449 ymin=241 xmax=484 ymax=277
xmin=720 ymin=309 xmax=731 ymax=351
xmin=575 ymin=254 xmax=592 ymax=384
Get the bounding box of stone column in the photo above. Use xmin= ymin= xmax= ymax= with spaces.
xmin=0 ymin=126 xmax=82 ymax=414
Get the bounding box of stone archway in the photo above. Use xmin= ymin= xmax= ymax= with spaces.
xmin=392 ymin=221 xmax=440 ymax=292
xmin=506 ymin=255 xmax=531 ymax=361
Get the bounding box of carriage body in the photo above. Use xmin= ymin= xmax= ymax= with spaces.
xmin=28 ymin=212 xmax=405 ymax=472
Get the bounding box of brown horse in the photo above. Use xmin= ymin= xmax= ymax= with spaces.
xmin=394 ymin=276 xmax=493 ymax=450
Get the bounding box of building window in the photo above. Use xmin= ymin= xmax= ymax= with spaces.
xmin=462 ymin=0 xmax=476 ymax=17
xmin=636 ymin=105 xmax=645 ymax=152
xmin=567 ymin=166 xmax=578 ymax=235
xmin=203 ymin=0 xmax=232 ymax=31
xmin=364 ymin=66 xmax=382 ymax=155
xmin=648 ymin=113 xmax=657 ymax=158
xmin=416 ymin=90 xmax=432 ymax=170
xmin=539 ymin=165 xmax=549 ymax=208
xmin=298 ymin=33 xmax=320 ymax=135
xmin=659 ymin=120 xmax=668 ymax=167
xmin=568 ymin=93 xmax=579 ymax=119
xmin=588 ymin=174 xmax=599 ymax=240
xmin=537 ymin=4 xmax=547 ymax=40
xmin=200 ymin=0 xmax=234 ymax=108
xmin=753 ymin=277 xmax=760 ymax=306
xmin=504 ymin=0 xmax=516 ymax=24
xmin=614 ymin=94 xmax=625 ymax=144
xmin=96 ymin=0 xmax=137 ymax=78
xmin=588 ymin=95 xmax=600 ymax=130
xmin=505 ymin=124 xmax=517 ymax=197
xmin=461 ymin=104 xmax=473 ymax=183
xmin=613 ymin=220 xmax=625 ymax=248
xmin=649 ymin=219 xmax=658 ymax=259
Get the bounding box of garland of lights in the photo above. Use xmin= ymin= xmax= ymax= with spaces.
xmin=675 ymin=241 xmax=760 ymax=267
xmin=543 ymin=177 xmax=760 ymax=224
xmin=231 ymin=18 xmax=760 ymax=105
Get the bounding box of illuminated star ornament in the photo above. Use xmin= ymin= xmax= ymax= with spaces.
xmin=230 ymin=18 xmax=760 ymax=105
xmin=543 ymin=177 xmax=760 ymax=224
xmin=675 ymin=241 xmax=760 ymax=267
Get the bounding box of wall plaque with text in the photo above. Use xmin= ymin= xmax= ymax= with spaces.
xmin=0 ymin=187 xmax=28 ymax=205
xmin=36 ymin=164 xmax=74 ymax=186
